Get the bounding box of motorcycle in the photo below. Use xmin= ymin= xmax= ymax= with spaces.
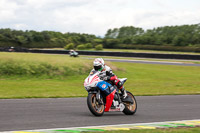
xmin=69 ymin=51 xmax=78 ymax=57
xmin=84 ymin=70 xmax=137 ymax=116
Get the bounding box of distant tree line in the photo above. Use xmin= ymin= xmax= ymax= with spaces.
xmin=104 ymin=24 xmax=200 ymax=46
xmin=103 ymin=24 xmax=200 ymax=52
xmin=0 ymin=28 xmax=100 ymax=48
xmin=0 ymin=24 xmax=200 ymax=52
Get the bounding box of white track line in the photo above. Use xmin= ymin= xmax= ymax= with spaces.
xmin=1 ymin=119 xmax=200 ymax=133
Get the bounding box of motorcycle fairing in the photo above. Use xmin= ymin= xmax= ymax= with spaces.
xmin=96 ymin=81 xmax=116 ymax=112
xmin=105 ymin=89 xmax=116 ymax=112
xmin=96 ymin=81 xmax=112 ymax=94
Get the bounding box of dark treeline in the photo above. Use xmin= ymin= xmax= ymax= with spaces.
xmin=104 ymin=24 xmax=200 ymax=46
xmin=0 ymin=24 xmax=200 ymax=52
xmin=0 ymin=28 xmax=98 ymax=48
xmin=103 ymin=24 xmax=200 ymax=52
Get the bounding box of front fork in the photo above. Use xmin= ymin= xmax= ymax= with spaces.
xmin=96 ymin=90 xmax=103 ymax=105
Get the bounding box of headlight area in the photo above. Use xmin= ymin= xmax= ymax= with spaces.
xmin=85 ymin=86 xmax=91 ymax=91
xmin=85 ymin=86 xmax=98 ymax=92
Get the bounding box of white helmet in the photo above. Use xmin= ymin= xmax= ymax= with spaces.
xmin=93 ymin=58 xmax=105 ymax=71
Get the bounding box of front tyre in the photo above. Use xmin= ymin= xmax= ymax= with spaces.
xmin=87 ymin=93 xmax=104 ymax=116
xmin=123 ymin=91 xmax=137 ymax=115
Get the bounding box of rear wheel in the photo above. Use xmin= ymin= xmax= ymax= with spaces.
xmin=123 ymin=91 xmax=137 ymax=115
xmin=87 ymin=93 xmax=105 ymax=116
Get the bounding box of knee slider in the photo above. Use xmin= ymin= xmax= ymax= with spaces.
xmin=117 ymin=81 xmax=123 ymax=88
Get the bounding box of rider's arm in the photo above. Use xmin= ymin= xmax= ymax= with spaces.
xmin=103 ymin=66 xmax=115 ymax=81
xmin=104 ymin=65 xmax=114 ymax=76
xmin=106 ymin=70 xmax=114 ymax=77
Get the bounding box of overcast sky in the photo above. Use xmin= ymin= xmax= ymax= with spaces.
xmin=0 ymin=0 xmax=200 ymax=36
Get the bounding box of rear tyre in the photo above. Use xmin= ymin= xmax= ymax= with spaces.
xmin=123 ymin=91 xmax=137 ymax=115
xmin=87 ymin=93 xmax=105 ymax=116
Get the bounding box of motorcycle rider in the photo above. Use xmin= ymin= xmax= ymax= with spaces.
xmin=92 ymin=58 xmax=128 ymax=99
xmin=69 ymin=49 xmax=78 ymax=57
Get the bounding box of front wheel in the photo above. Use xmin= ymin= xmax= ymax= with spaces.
xmin=87 ymin=93 xmax=105 ymax=116
xmin=123 ymin=91 xmax=137 ymax=115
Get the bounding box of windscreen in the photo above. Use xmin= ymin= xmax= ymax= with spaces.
xmin=89 ymin=70 xmax=98 ymax=76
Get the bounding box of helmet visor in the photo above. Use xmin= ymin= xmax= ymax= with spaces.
xmin=94 ymin=65 xmax=102 ymax=71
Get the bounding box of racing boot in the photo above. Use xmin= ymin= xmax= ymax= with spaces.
xmin=120 ymin=87 xmax=134 ymax=104
xmin=121 ymin=87 xmax=127 ymax=99
xmin=121 ymin=87 xmax=132 ymax=103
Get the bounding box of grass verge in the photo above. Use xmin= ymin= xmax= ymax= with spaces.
xmin=101 ymin=127 xmax=200 ymax=133
xmin=0 ymin=52 xmax=92 ymax=77
xmin=0 ymin=52 xmax=200 ymax=99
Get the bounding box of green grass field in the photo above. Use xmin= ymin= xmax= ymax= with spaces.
xmin=101 ymin=127 xmax=200 ymax=133
xmin=0 ymin=52 xmax=200 ymax=99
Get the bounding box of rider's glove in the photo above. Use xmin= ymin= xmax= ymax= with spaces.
xmin=103 ymin=76 xmax=110 ymax=81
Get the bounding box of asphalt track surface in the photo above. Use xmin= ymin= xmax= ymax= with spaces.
xmin=1 ymin=95 xmax=200 ymax=131
xmin=84 ymin=57 xmax=200 ymax=66
xmin=103 ymin=58 xmax=200 ymax=67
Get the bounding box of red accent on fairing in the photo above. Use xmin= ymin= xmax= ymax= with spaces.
xmin=104 ymin=89 xmax=116 ymax=112
xmin=90 ymin=75 xmax=99 ymax=84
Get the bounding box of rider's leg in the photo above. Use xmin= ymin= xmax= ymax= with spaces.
xmin=110 ymin=76 xmax=127 ymax=98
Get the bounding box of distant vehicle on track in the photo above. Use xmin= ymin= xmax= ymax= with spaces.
xmin=69 ymin=50 xmax=79 ymax=57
